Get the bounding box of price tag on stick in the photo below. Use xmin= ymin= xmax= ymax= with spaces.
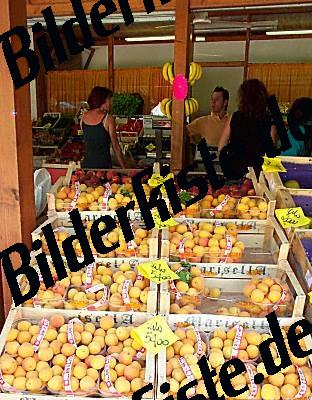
xmin=138 ymin=260 xmax=179 ymax=284
xmin=275 ymin=207 xmax=310 ymax=229
xmin=262 ymin=156 xmax=286 ymax=173
xmin=152 ymin=210 xmax=178 ymax=230
xmin=131 ymin=315 xmax=179 ymax=355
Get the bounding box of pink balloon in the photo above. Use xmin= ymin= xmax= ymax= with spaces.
xmin=173 ymin=75 xmax=188 ymax=100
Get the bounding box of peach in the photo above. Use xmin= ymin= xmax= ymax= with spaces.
xmin=119 ymin=351 xmax=133 ymax=366
xmin=50 ymin=314 xmax=65 ymax=329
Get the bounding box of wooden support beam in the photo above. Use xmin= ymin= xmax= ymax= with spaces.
xmin=108 ymin=32 xmax=115 ymax=91
xmin=84 ymin=48 xmax=95 ymax=70
xmin=0 ymin=0 xmax=36 ymax=317
xmin=199 ymin=61 xmax=245 ymax=67
xmin=244 ymin=19 xmax=251 ymax=81
xmin=171 ymin=0 xmax=191 ymax=171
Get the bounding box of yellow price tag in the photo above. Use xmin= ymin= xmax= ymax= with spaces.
xmin=148 ymin=173 xmax=174 ymax=194
xmin=275 ymin=207 xmax=310 ymax=228
xmin=131 ymin=315 xmax=179 ymax=355
xmin=308 ymin=292 xmax=312 ymax=304
xmin=152 ymin=210 xmax=178 ymax=230
xmin=138 ymin=260 xmax=179 ymax=284
xmin=146 ymin=143 xmax=156 ymax=152
xmin=262 ymin=156 xmax=287 ymax=173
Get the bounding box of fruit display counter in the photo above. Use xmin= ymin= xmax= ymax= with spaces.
xmin=159 ymin=260 xmax=305 ymax=324
xmin=0 ymin=308 xmax=155 ymax=400
xmin=157 ymin=324 xmax=312 ymax=400
xmin=161 ymin=218 xmax=289 ymax=266
xmin=262 ymin=156 xmax=312 ymax=197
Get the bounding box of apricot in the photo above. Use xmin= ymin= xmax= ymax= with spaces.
xmin=87 ymin=341 xmax=101 ymax=355
xmin=39 ymin=367 xmax=53 ymax=382
xmin=246 ymin=344 xmax=259 ymax=359
xmin=119 ymin=351 xmax=133 ymax=366
xmin=7 ymin=328 xmax=19 ymax=342
xmin=61 ymin=343 xmax=76 ymax=357
xmin=80 ymin=376 xmax=96 ymax=391
xmin=100 ymin=316 xmax=114 ymax=331
xmin=124 ymin=365 xmax=140 ymax=381
xmin=73 ymin=364 xmax=87 ymax=379
xmin=131 ymin=377 xmax=144 ymax=392
xmin=13 ymin=376 xmax=27 ymax=390
xmin=81 ymin=331 xmax=93 ymax=346
xmin=17 ymin=331 xmax=32 ymax=344
xmin=48 ymin=375 xmax=63 ymax=391
xmin=105 ymin=333 xmax=118 ymax=347
xmin=280 ymin=384 xmax=297 ymax=399
xmin=22 ymin=357 xmax=37 ymax=372
xmin=90 ymin=355 xmax=105 ymax=370
xmin=115 ymin=377 xmax=131 ymax=393
xmin=26 ymin=377 xmax=42 ymax=392
xmin=250 ymin=289 xmax=265 ymax=303
xmin=52 ymin=365 xmax=63 ymax=376
xmin=0 ymin=356 xmax=17 ymax=374
xmin=14 ymin=365 xmax=26 ymax=377
xmin=116 ymin=327 xmax=130 ymax=341
xmin=36 ymin=361 xmax=49 ymax=372
xmin=17 ymin=321 xmax=31 ymax=331
xmin=268 ymin=372 xmax=284 ymax=387
xmin=268 ymin=290 xmax=282 ymax=303
xmin=261 ymin=384 xmax=279 ymax=400
xmin=52 ymin=354 xmax=67 ymax=368
xmin=246 ymin=331 xmax=262 ymax=346
xmin=76 ymin=345 xmax=89 ymax=360
xmin=210 ymin=337 xmax=223 ymax=350
xmin=6 ymin=341 xmax=20 ymax=355
xmin=38 ymin=347 xmax=54 ymax=362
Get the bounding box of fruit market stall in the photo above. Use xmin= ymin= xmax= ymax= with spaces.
xmin=289 ymin=230 xmax=312 ymax=293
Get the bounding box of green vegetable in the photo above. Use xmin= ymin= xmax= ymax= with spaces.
xmin=176 ymin=270 xmax=190 ymax=284
xmin=179 ymin=191 xmax=194 ymax=205
xmin=112 ymin=93 xmax=141 ymax=117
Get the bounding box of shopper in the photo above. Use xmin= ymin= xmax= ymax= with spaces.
xmin=281 ymin=97 xmax=312 ymax=157
xmin=187 ymin=86 xmax=230 ymax=147
xmin=218 ymin=79 xmax=278 ymax=180
xmin=81 ymin=87 xmax=126 ymax=169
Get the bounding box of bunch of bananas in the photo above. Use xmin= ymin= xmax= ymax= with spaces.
xmin=160 ymin=98 xmax=173 ymax=119
xmin=162 ymin=62 xmax=175 ymax=84
xmin=185 ymin=98 xmax=199 ymax=117
xmin=189 ymin=62 xmax=203 ymax=86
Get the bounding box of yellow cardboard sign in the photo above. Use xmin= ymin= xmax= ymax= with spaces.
xmin=262 ymin=157 xmax=287 ymax=173
xmin=152 ymin=210 xmax=178 ymax=230
xmin=275 ymin=207 xmax=310 ymax=228
xmin=138 ymin=260 xmax=179 ymax=284
xmin=131 ymin=315 xmax=179 ymax=355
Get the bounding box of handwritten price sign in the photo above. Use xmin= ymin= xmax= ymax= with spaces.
xmin=275 ymin=207 xmax=310 ymax=228
xmin=152 ymin=210 xmax=178 ymax=230
xmin=131 ymin=315 xmax=179 ymax=354
xmin=138 ymin=260 xmax=179 ymax=284
xmin=262 ymin=156 xmax=287 ymax=173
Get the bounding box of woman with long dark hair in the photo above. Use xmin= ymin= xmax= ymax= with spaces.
xmin=281 ymin=97 xmax=312 ymax=157
xmin=81 ymin=86 xmax=126 ymax=169
xmin=218 ymin=79 xmax=278 ymax=179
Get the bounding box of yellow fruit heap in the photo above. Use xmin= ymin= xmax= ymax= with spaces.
xmin=41 ymin=223 xmax=151 ymax=259
xmin=55 ymin=181 xmax=151 ymax=212
xmin=236 ymin=196 xmax=268 ymax=220
xmin=0 ymin=316 xmax=148 ymax=395
xmin=168 ymin=222 xmax=244 ymax=263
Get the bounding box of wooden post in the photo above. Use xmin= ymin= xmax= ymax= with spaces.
xmin=171 ymin=0 xmax=191 ymax=171
xmin=0 ymin=0 xmax=36 ymax=317
xmin=243 ymin=16 xmax=251 ymax=81
xmin=108 ymin=30 xmax=115 ymax=91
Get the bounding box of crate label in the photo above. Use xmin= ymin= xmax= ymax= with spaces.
xmin=246 ymin=363 xmax=258 ymax=398
xmin=262 ymin=156 xmax=286 ymax=173
xmin=131 ymin=315 xmax=179 ymax=355
xmin=231 ymin=325 xmax=244 ymax=359
xmin=178 ymin=357 xmax=196 ymax=395
xmin=305 ymin=270 xmax=312 ymax=290
xmin=122 ymin=280 xmax=131 ymax=305
xmin=85 ymin=263 xmax=94 ymax=289
xmin=67 ymin=318 xmax=83 ymax=347
xmin=295 ymin=366 xmax=307 ymax=398
xmin=275 ymin=207 xmax=310 ymax=228
xmin=104 ymin=355 xmax=118 ymax=393
xmin=63 ymin=354 xmax=74 ymax=394
xmin=102 ymin=183 xmax=112 ymax=211
xmin=138 ymin=260 xmax=179 ymax=284
xmin=193 ymin=327 xmax=203 ymax=357
xmin=210 ymin=195 xmax=231 ymax=217
xmin=68 ymin=181 xmax=80 ymax=212
xmin=33 ymin=318 xmax=50 ymax=352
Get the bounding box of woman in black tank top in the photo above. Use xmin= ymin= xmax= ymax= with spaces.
xmin=218 ymin=79 xmax=278 ymax=179
xmin=81 ymin=87 xmax=126 ymax=169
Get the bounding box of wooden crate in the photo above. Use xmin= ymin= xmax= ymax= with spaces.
xmin=0 ymin=308 xmax=156 ymax=400
xmin=156 ymin=319 xmax=310 ymax=399
xmin=161 ymin=216 xmax=289 ymax=266
xmin=47 ymin=164 xmax=159 ymax=222
xmin=159 ymin=260 xmax=305 ymax=327
xmin=31 ymin=215 xmax=159 ymax=262
xmin=261 ymin=156 xmax=312 ymax=198
xmin=290 ymin=230 xmax=312 ymax=293
xmin=18 ymin=259 xmax=158 ymax=314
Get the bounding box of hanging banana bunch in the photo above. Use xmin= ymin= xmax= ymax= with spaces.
xmin=162 ymin=62 xmax=175 ymax=85
xmin=160 ymin=98 xmax=173 ymax=119
xmin=184 ymin=98 xmax=199 ymax=117
xmin=188 ymin=62 xmax=203 ymax=86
